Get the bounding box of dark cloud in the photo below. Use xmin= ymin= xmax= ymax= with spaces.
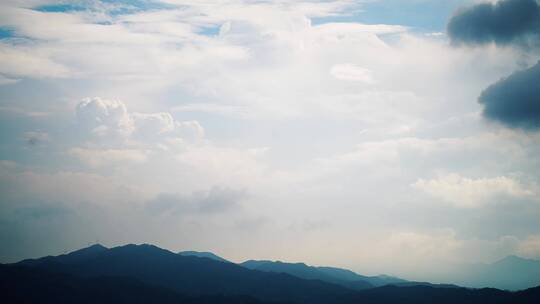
xmin=479 ymin=61 xmax=540 ymax=129
xmin=448 ymin=0 xmax=540 ymax=130
xmin=448 ymin=0 xmax=540 ymax=48
xmin=146 ymin=187 xmax=246 ymax=215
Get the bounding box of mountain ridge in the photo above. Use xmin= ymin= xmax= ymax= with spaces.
xmin=14 ymin=243 xmax=354 ymax=304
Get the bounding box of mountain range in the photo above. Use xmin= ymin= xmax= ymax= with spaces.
xmin=3 ymin=243 xmax=540 ymax=304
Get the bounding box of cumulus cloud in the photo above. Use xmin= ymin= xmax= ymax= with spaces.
xmin=479 ymin=61 xmax=540 ymax=129
xmin=76 ymin=97 xmax=204 ymax=143
xmin=447 ymin=0 xmax=540 ymax=48
xmin=76 ymin=97 xmax=133 ymax=138
xmin=413 ymin=173 xmax=536 ymax=208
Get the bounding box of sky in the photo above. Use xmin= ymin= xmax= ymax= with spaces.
xmin=1 ymin=0 xmax=540 ymax=282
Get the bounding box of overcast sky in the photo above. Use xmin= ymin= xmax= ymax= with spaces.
xmin=1 ymin=0 xmax=540 ymax=282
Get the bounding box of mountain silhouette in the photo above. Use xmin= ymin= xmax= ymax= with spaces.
xmin=179 ymin=250 xmax=230 ymax=263
xmin=16 ymin=244 xmax=353 ymax=303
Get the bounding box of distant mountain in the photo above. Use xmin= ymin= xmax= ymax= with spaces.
xmin=0 ymin=264 xmax=277 ymax=304
xmin=240 ymin=260 xmax=405 ymax=290
xmin=16 ymin=244 xmax=353 ymax=304
xmin=447 ymin=255 xmax=540 ymax=290
xmin=316 ymin=266 xmax=407 ymax=287
xmin=179 ymin=250 xmax=230 ymax=263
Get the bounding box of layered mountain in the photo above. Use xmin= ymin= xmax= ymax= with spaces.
xmin=240 ymin=260 xmax=405 ymax=290
xmin=15 ymin=244 xmax=353 ymax=304
xmin=178 ymin=250 xmax=230 ymax=263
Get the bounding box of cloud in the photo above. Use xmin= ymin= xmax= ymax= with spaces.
xmin=131 ymin=113 xmax=204 ymax=142
xmin=0 ymin=161 xmax=148 ymax=207
xmin=146 ymin=186 xmax=247 ymax=215
xmin=0 ymin=42 xmax=70 ymax=79
xmin=68 ymin=147 xmax=148 ymax=167
xmin=448 ymin=0 xmax=540 ymax=130
xmin=76 ymin=97 xmax=133 ymax=138
xmin=330 ymin=63 xmax=375 ymax=84
xmin=413 ymin=173 xmax=536 ymax=208
xmin=447 ymin=0 xmax=540 ymax=49
xmin=479 ymin=61 xmax=540 ymax=129
xmin=76 ymin=97 xmax=204 ymax=143
xmin=518 ymin=235 xmax=540 ymax=258
xmin=22 ymin=131 xmax=49 ymax=146
xmin=0 ymin=74 xmax=19 ymax=85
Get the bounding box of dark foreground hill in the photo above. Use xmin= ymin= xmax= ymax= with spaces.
xmin=0 ymin=264 xmax=279 ymax=304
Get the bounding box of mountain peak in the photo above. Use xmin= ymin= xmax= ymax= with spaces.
xmin=496 ymin=255 xmax=534 ymax=264
xmin=65 ymin=243 xmax=108 ymax=257
xmin=85 ymin=243 xmax=108 ymax=250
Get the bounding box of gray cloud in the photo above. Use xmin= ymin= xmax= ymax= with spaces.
xmin=479 ymin=61 xmax=540 ymax=129
xmin=448 ymin=0 xmax=540 ymax=49
xmin=448 ymin=0 xmax=540 ymax=130
xmin=22 ymin=131 xmax=49 ymax=146
xmin=146 ymin=187 xmax=247 ymax=215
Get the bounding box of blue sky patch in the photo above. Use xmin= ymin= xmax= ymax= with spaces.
xmin=199 ymin=25 xmax=221 ymax=37
xmin=35 ymin=0 xmax=175 ymax=15
xmin=34 ymin=3 xmax=87 ymax=13
xmin=313 ymin=0 xmax=471 ymax=32
xmin=0 ymin=28 xmax=14 ymax=39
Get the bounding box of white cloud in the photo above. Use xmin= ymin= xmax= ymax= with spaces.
xmin=76 ymin=97 xmax=134 ymax=138
xmin=76 ymin=97 xmax=204 ymax=144
xmin=413 ymin=174 xmax=536 ymax=208
xmin=68 ymin=147 xmax=148 ymax=168
xmin=0 ymin=161 xmax=149 ymax=206
xmin=0 ymin=43 xmax=70 ymax=79
xmin=330 ymin=63 xmax=375 ymax=84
